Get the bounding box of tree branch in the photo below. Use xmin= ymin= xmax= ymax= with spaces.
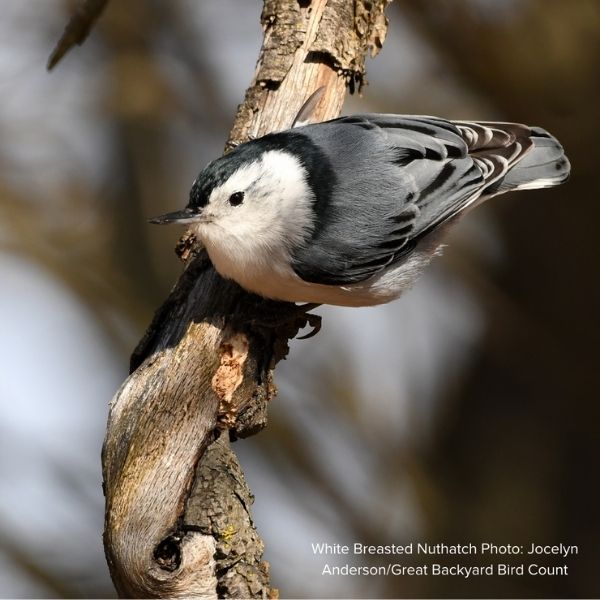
xmin=102 ymin=1 xmax=390 ymax=597
xmin=47 ymin=0 xmax=109 ymax=70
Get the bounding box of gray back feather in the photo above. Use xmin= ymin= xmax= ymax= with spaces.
xmin=291 ymin=114 xmax=569 ymax=285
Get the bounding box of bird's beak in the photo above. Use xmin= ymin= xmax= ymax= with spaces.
xmin=148 ymin=207 xmax=200 ymax=225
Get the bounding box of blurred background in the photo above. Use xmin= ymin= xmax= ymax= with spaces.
xmin=0 ymin=0 xmax=598 ymax=598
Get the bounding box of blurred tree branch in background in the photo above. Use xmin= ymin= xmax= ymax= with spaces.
xmin=47 ymin=0 xmax=109 ymax=70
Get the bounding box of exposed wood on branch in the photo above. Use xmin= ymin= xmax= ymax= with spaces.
xmin=101 ymin=1 xmax=391 ymax=597
xmin=227 ymin=0 xmax=390 ymax=150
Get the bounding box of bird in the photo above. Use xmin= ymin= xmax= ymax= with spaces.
xmin=150 ymin=95 xmax=570 ymax=308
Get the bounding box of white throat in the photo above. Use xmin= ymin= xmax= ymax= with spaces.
xmin=195 ymin=149 xmax=315 ymax=295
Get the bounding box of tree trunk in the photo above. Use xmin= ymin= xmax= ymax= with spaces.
xmin=102 ymin=1 xmax=391 ymax=597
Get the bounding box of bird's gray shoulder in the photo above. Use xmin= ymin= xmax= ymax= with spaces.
xmin=288 ymin=115 xmax=486 ymax=285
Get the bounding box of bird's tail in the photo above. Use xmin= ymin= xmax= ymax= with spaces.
xmin=452 ymin=120 xmax=570 ymax=198
xmin=499 ymin=126 xmax=570 ymax=192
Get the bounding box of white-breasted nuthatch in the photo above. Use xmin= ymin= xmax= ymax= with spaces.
xmin=150 ymin=100 xmax=570 ymax=307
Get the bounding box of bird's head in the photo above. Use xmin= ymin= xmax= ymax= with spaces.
xmin=150 ymin=141 xmax=315 ymax=255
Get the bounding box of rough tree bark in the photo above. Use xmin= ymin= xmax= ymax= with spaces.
xmin=100 ymin=1 xmax=391 ymax=597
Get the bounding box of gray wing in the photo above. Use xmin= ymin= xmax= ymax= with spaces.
xmin=291 ymin=114 xmax=532 ymax=285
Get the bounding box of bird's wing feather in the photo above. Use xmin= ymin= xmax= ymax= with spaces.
xmin=290 ymin=115 xmax=531 ymax=285
xmin=292 ymin=87 xmax=326 ymax=128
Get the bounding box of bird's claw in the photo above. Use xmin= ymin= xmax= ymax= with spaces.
xmin=296 ymin=311 xmax=322 ymax=339
xmin=244 ymin=301 xmax=322 ymax=341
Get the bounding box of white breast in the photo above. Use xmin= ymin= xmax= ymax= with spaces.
xmin=207 ymin=233 xmax=445 ymax=307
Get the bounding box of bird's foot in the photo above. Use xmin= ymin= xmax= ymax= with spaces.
xmin=246 ymin=301 xmax=322 ymax=340
xmin=229 ymin=300 xmax=321 ymax=385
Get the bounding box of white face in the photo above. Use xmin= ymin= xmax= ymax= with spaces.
xmin=192 ymin=150 xmax=315 ymax=259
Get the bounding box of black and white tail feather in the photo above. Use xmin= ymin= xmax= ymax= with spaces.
xmin=449 ymin=119 xmax=569 ymax=193
xmin=405 ymin=116 xmax=570 ymax=229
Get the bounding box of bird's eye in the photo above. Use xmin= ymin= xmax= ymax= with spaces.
xmin=228 ymin=191 xmax=245 ymax=206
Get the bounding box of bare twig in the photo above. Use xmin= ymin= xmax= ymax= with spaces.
xmin=47 ymin=0 xmax=109 ymax=70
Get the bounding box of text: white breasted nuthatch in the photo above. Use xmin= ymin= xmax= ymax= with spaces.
xmin=150 ymin=100 xmax=570 ymax=307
